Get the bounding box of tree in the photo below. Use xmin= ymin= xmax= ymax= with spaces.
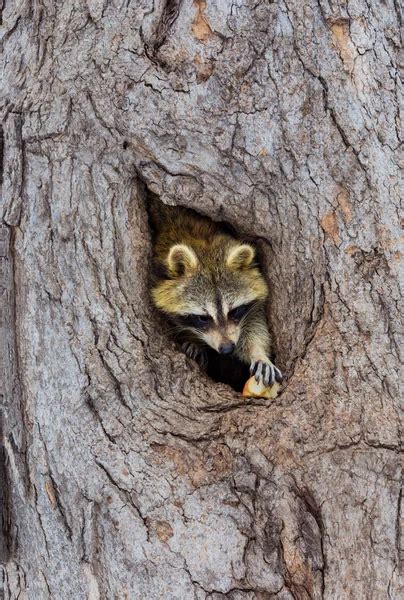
xmin=1 ymin=1 xmax=401 ymax=598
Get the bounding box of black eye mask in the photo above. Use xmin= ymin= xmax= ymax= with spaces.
xmin=228 ymin=302 xmax=254 ymax=322
xmin=176 ymin=314 xmax=213 ymax=329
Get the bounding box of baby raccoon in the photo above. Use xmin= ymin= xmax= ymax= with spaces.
xmin=150 ymin=204 xmax=282 ymax=387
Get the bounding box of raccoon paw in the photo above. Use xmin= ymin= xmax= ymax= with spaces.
xmin=250 ymin=359 xmax=283 ymax=387
xmin=181 ymin=342 xmax=208 ymax=369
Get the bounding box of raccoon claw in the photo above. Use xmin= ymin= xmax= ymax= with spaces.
xmin=181 ymin=342 xmax=208 ymax=369
xmin=250 ymin=359 xmax=283 ymax=387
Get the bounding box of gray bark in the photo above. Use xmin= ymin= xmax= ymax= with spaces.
xmin=0 ymin=1 xmax=402 ymax=598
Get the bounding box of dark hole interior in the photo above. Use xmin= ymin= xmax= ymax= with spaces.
xmin=204 ymin=350 xmax=250 ymax=393
xmin=146 ymin=194 xmax=273 ymax=393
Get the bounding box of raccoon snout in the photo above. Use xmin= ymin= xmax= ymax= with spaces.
xmin=218 ymin=342 xmax=235 ymax=355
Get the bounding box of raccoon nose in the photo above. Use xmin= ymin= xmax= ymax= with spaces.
xmin=218 ymin=342 xmax=235 ymax=355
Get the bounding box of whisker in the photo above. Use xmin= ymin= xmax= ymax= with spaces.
xmin=164 ymin=324 xmax=210 ymax=348
xmin=239 ymin=301 xmax=260 ymax=326
xmin=164 ymin=325 xmax=184 ymax=335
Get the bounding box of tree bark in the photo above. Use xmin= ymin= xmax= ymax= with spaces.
xmin=0 ymin=1 xmax=401 ymax=598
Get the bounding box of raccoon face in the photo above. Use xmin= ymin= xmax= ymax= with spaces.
xmin=175 ymin=299 xmax=257 ymax=354
xmin=152 ymin=242 xmax=268 ymax=354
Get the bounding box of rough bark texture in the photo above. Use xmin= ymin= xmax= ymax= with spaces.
xmin=0 ymin=1 xmax=402 ymax=598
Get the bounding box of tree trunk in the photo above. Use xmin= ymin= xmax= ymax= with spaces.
xmin=0 ymin=1 xmax=401 ymax=598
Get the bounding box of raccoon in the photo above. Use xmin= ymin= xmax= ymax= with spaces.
xmin=150 ymin=203 xmax=282 ymax=387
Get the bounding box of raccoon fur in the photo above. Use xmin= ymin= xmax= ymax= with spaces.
xmin=149 ymin=203 xmax=282 ymax=388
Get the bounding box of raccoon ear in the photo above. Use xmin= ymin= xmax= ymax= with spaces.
xmin=167 ymin=244 xmax=199 ymax=277
xmin=226 ymin=244 xmax=255 ymax=271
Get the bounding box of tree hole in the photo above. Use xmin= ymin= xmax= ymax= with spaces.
xmin=146 ymin=193 xmax=279 ymax=393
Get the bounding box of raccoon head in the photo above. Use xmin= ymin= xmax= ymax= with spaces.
xmin=152 ymin=241 xmax=268 ymax=354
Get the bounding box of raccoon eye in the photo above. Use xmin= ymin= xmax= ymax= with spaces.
xmin=180 ymin=314 xmax=212 ymax=328
xmin=228 ymin=303 xmax=251 ymax=321
xmin=192 ymin=314 xmax=212 ymax=327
